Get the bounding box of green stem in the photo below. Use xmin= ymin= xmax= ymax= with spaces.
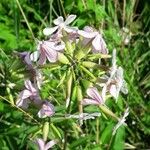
xmin=15 ymin=0 xmax=36 ymax=41
xmin=80 ymin=65 xmax=97 ymax=81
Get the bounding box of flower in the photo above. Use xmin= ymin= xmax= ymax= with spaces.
xmin=36 ymin=138 xmax=56 ymax=150
xmin=108 ymin=67 xmax=128 ymax=99
xmin=43 ymin=15 xmax=77 ymax=36
xmin=16 ymin=80 xmax=41 ymax=108
xmin=98 ymin=49 xmax=128 ymax=101
xmin=38 ymin=101 xmax=55 ymax=118
xmin=113 ymin=108 xmax=129 ymax=135
xmin=78 ymin=26 xmax=108 ymax=54
xmin=37 ymin=40 xmax=65 ymax=64
xmin=16 ymin=80 xmax=39 ymax=108
xmin=82 ymin=87 xmax=104 ymax=105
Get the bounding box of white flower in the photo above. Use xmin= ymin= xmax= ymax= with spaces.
xmin=43 ymin=15 xmax=77 ymax=36
xmin=78 ymin=26 xmax=108 ymax=54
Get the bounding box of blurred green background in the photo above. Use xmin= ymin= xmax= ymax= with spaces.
xmin=0 ymin=0 xmax=150 ymax=149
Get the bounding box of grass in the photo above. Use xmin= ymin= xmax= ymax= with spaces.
xmin=0 ymin=0 xmax=150 ymax=149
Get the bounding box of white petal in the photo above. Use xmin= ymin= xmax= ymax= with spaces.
xmin=82 ymin=98 xmax=100 ymax=105
xmin=43 ymin=26 xmax=58 ymax=36
xmin=30 ymin=51 xmax=39 ymax=62
xmin=65 ymin=15 xmax=76 ymax=25
xmin=109 ymin=84 xmax=118 ymax=99
xmin=121 ymin=81 xmax=128 ymax=94
xmin=24 ymin=80 xmax=36 ymax=93
xmin=64 ymin=26 xmax=78 ymax=33
xmin=45 ymin=140 xmax=56 ymax=150
xmin=78 ymin=30 xmax=97 ymax=38
xmin=53 ymin=16 xmax=64 ymax=25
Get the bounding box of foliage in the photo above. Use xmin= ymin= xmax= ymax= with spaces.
xmin=0 ymin=0 xmax=150 ymax=149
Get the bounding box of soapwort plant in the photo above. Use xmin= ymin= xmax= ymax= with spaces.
xmin=15 ymin=14 xmax=129 ymax=149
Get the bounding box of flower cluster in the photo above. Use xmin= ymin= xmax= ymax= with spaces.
xmin=16 ymin=14 xmax=129 ymax=149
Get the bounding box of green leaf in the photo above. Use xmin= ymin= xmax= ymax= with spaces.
xmin=112 ymin=126 xmax=125 ymax=150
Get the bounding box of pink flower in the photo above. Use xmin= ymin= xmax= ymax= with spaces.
xmin=37 ymin=40 xmax=65 ymax=65
xmin=38 ymin=101 xmax=55 ymax=118
xmin=82 ymin=87 xmax=104 ymax=105
xmin=36 ymin=138 xmax=56 ymax=150
xmin=16 ymin=80 xmax=39 ymax=108
xmin=78 ymin=26 xmax=108 ymax=54
xmin=43 ymin=15 xmax=77 ymax=36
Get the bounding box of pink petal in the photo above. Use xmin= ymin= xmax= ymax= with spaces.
xmin=78 ymin=30 xmax=97 ymax=38
xmin=38 ymin=49 xmax=47 ymax=65
xmin=109 ymin=84 xmax=118 ymax=99
xmin=19 ymin=89 xmax=33 ymax=100
xmin=16 ymin=90 xmax=32 ymax=108
xmin=36 ymin=138 xmax=45 ymax=150
xmin=92 ymin=34 xmax=108 ymax=54
xmin=16 ymin=97 xmax=29 ymax=108
xmin=24 ymin=52 xmax=32 ymax=65
xmin=38 ymin=101 xmax=55 ymax=118
xmin=24 ymin=80 xmax=36 ymax=93
xmin=43 ymin=26 xmax=58 ymax=36
xmin=65 ymin=15 xmax=76 ymax=25
xmin=45 ymin=41 xmax=65 ymax=51
xmin=53 ymin=44 xmax=65 ymax=51
xmin=45 ymin=140 xmax=56 ymax=150
xmin=64 ymin=26 xmax=78 ymax=33
xmin=44 ymin=46 xmax=58 ymax=63
xmin=83 ymin=26 xmax=94 ymax=32
xmin=82 ymin=98 xmax=100 ymax=105
xmin=92 ymin=34 xmax=102 ymax=51
xmin=87 ymin=87 xmax=104 ymax=104
xmin=53 ymin=16 xmax=64 ymax=25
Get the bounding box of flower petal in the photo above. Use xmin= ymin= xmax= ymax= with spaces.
xmin=43 ymin=26 xmax=58 ymax=36
xmin=82 ymin=98 xmax=100 ymax=105
xmin=45 ymin=140 xmax=56 ymax=150
xmin=53 ymin=16 xmax=64 ymax=25
xmin=30 ymin=51 xmax=39 ymax=62
xmin=87 ymin=87 xmax=104 ymax=104
xmin=65 ymin=15 xmax=76 ymax=25
xmin=78 ymin=30 xmax=97 ymax=38
xmin=64 ymin=26 xmax=78 ymax=33
xmin=16 ymin=90 xmax=32 ymax=108
xmin=109 ymin=84 xmax=118 ymax=99
xmin=92 ymin=34 xmax=108 ymax=54
xmin=38 ymin=101 xmax=55 ymax=118
xmin=38 ymin=49 xmax=47 ymax=65
xmin=24 ymin=52 xmax=32 ymax=65
xmin=44 ymin=47 xmax=58 ymax=63
xmin=36 ymin=138 xmax=45 ymax=150
xmin=24 ymin=80 xmax=36 ymax=93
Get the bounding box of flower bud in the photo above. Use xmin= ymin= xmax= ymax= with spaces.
xmin=99 ymin=105 xmax=119 ymax=121
xmin=43 ymin=121 xmax=49 ymax=142
xmin=58 ymin=53 xmax=70 ymax=64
